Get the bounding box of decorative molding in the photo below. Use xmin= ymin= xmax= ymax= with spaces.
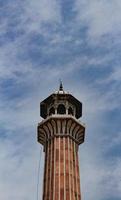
xmin=38 ymin=117 xmax=85 ymax=147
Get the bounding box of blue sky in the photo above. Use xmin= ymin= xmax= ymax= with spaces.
xmin=0 ymin=0 xmax=121 ymax=200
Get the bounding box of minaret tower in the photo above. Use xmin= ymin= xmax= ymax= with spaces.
xmin=37 ymin=83 xmax=85 ymax=200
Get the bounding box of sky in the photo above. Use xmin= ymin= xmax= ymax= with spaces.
xmin=0 ymin=0 xmax=121 ymax=200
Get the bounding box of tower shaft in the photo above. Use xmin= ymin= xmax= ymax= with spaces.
xmin=38 ymin=116 xmax=85 ymax=200
xmin=43 ymin=137 xmax=81 ymax=200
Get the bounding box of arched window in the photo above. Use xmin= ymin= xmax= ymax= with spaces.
xmin=57 ymin=104 xmax=66 ymax=114
xmin=49 ymin=107 xmax=55 ymax=115
xmin=68 ymin=107 xmax=73 ymax=115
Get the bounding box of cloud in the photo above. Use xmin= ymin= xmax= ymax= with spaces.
xmin=0 ymin=131 xmax=44 ymax=200
xmin=0 ymin=0 xmax=61 ymax=36
xmin=106 ymin=66 xmax=121 ymax=82
xmin=80 ymin=150 xmax=121 ymax=200
xmin=0 ymin=1 xmax=121 ymax=200
xmin=25 ymin=0 xmax=61 ymax=22
xmin=75 ymin=0 xmax=121 ymax=40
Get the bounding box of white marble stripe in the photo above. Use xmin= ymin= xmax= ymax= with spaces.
xmin=42 ymin=145 xmax=47 ymax=199
xmin=53 ymin=138 xmax=56 ymax=200
xmin=74 ymin=142 xmax=78 ymax=200
xmin=68 ymin=137 xmax=71 ymax=200
xmin=64 ymin=137 xmax=66 ymax=200
xmin=45 ymin=140 xmax=49 ymax=199
xmin=71 ymin=140 xmax=75 ymax=200
xmin=49 ymin=140 xmax=52 ymax=200
xmin=47 ymin=122 xmax=53 ymax=200
xmin=77 ymin=151 xmax=81 ymax=199
xmin=59 ymin=137 xmax=60 ymax=200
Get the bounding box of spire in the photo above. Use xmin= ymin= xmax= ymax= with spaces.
xmin=59 ymin=80 xmax=63 ymax=91
xmin=55 ymin=80 xmax=68 ymax=94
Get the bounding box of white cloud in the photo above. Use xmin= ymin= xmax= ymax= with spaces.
xmin=25 ymin=0 xmax=61 ymax=21
xmin=0 ymin=0 xmax=61 ymax=34
xmin=0 ymin=1 xmax=120 ymax=200
xmin=80 ymin=150 xmax=121 ymax=200
xmin=107 ymin=66 xmax=121 ymax=82
xmin=75 ymin=0 xmax=121 ymax=39
xmin=21 ymin=0 xmax=61 ymax=33
xmin=0 ymin=135 xmax=44 ymax=200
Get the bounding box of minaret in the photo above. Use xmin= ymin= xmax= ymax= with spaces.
xmin=37 ymin=83 xmax=85 ymax=200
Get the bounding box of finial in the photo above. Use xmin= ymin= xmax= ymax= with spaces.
xmin=59 ymin=79 xmax=63 ymax=91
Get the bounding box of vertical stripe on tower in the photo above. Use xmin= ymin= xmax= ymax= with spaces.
xmin=70 ymin=138 xmax=73 ymax=199
xmin=43 ymin=143 xmax=47 ymax=200
xmin=50 ymin=138 xmax=54 ymax=200
xmin=59 ymin=137 xmax=60 ymax=200
xmin=45 ymin=140 xmax=49 ymax=199
xmin=55 ymin=138 xmax=59 ymax=200
xmin=47 ymin=141 xmax=51 ymax=199
xmin=65 ymin=138 xmax=69 ymax=200
xmin=53 ymin=138 xmax=56 ymax=200
xmin=49 ymin=140 xmax=52 ymax=200
xmin=74 ymin=142 xmax=78 ymax=200
xmin=60 ymin=138 xmax=64 ymax=199
xmin=71 ymin=139 xmax=75 ymax=200
xmin=64 ymin=137 xmax=66 ymax=200
xmin=77 ymin=148 xmax=81 ymax=200
xmin=68 ymin=137 xmax=71 ymax=200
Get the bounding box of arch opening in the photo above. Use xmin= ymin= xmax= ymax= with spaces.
xmin=68 ymin=107 xmax=73 ymax=115
xmin=49 ymin=107 xmax=55 ymax=115
xmin=57 ymin=104 xmax=66 ymax=114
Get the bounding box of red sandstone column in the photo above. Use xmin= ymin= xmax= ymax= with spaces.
xmin=42 ymin=137 xmax=81 ymax=200
xmin=38 ymin=117 xmax=85 ymax=200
